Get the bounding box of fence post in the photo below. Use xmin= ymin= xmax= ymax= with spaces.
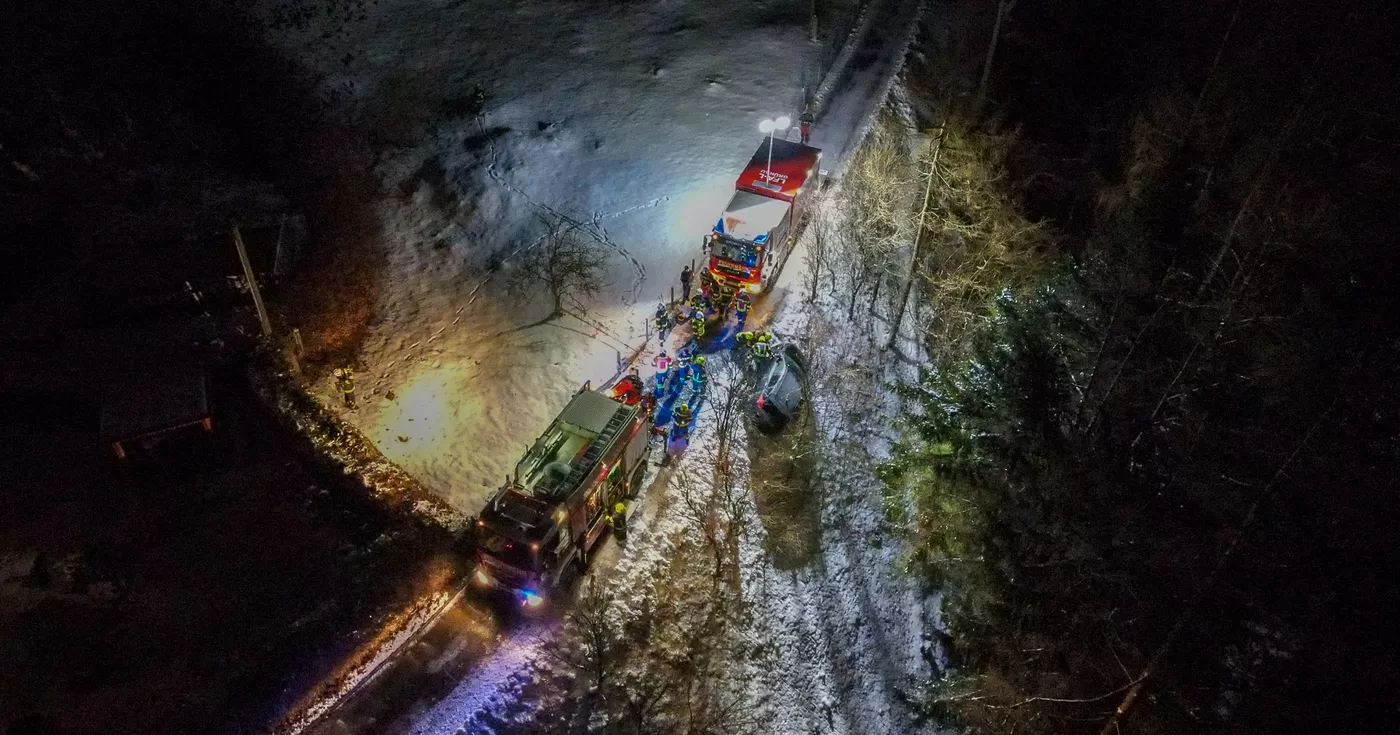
xmin=232 ymin=223 xmax=273 ymax=339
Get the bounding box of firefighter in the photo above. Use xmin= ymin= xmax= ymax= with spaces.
xmin=333 ymin=368 xmax=357 ymax=408
xmin=690 ymin=308 xmax=707 ymax=338
xmin=752 ymin=332 xmax=774 ymax=359
xmin=608 ymin=502 xmax=628 ymax=541
xmin=673 ymin=402 xmax=693 ymax=430
xmin=680 ymin=264 xmax=694 ymax=302
xmin=735 ymin=330 xmax=758 ymax=350
xmin=674 ymin=347 xmax=694 ymax=383
xmin=799 ymin=106 xmax=814 ymax=145
xmin=690 ymin=355 xmax=707 ymax=391
xmin=690 ymin=290 xmax=710 ymax=316
xmin=652 ymin=351 xmax=672 ymax=390
xmin=733 ymin=288 xmax=752 ymax=328
xmin=654 ymin=302 xmax=672 ymax=343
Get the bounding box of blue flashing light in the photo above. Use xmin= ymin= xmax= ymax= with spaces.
xmin=521 ymin=589 xmax=543 ymax=607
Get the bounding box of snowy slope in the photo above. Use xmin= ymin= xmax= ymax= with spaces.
xmin=265 ymin=0 xmax=833 ymax=513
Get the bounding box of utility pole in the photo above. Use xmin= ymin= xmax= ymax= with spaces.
xmin=885 ymin=124 xmax=945 ymax=351
xmin=809 ymin=0 xmax=818 ymax=43
xmin=232 ymin=223 xmax=273 ymax=339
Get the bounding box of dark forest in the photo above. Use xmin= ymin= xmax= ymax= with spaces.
xmin=885 ymin=0 xmax=1400 ymax=730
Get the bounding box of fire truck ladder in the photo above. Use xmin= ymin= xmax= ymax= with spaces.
xmin=562 ymin=408 xmax=630 ymax=492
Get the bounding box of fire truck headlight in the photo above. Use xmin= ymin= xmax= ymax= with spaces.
xmin=745 ymin=283 xmax=762 ymax=293
xmin=475 ymin=568 xmax=492 ymax=586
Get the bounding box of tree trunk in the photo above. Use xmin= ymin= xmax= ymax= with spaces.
xmin=1185 ymin=0 xmax=1244 ymax=133
xmin=974 ymin=0 xmax=1016 ymax=118
xmin=886 ymin=127 xmax=944 ymax=350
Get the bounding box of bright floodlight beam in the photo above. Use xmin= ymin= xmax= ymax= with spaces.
xmin=759 ymin=116 xmax=791 ymax=188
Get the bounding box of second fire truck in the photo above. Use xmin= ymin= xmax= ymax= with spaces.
xmin=472 ymin=381 xmax=651 ymax=607
xmin=703 ymin=138 xmax=823 ymax=302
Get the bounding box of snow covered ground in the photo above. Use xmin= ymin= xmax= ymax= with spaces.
xmin=261 ymin=0 xmax=886 ymax=513
xmin=264 ymin=1 xmax=944 ymax=732
xmin=739 ymin=239 xmax=941 ymax=734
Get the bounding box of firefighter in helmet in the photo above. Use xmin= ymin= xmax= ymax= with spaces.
xmin=733 ymin=288 xmax=753 ymax=328
xmin=333 ymin=367 xmax=357 ymax=408
xmin=690 ymin=307 xmax=707 ymax=338
xmin=673 ymin=402 xmax=693 ymax=429
xmin=751 ymin=332 xmax=774 ymax=359
xmin=654 ymin=302 xmax=672 ymax=343
xmin=674 ymin=347 xmax=693 ymax=384
xmin=608 ymin=502 xmax=628 ymax=541
xmin=690 ymin=355 xmax=707 ymax=391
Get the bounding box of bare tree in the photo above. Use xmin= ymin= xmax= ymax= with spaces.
xmin=673 ymin=359 xmax=752 ymax=581
xmin=545 ymin=577 xmax=621 ymax=693
xmin=835 ymin=128 xmax=915 ymax=321
xmin=802 ymin=194 xmax=835 ymax=304
xmin=505 ymin=217 xmax=612 ymax=331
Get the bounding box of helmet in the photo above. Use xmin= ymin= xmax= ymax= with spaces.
xmin=614 ymin=503 xmax=626 ymax=514
xmin=759 ymin=333 xmax=773 ymax=342
xmin=695 ymin=356 xmax=706 ymax=365
xmin=658 ymin=350 xmax=667 ymax=357
xmin=677 ymin=403 xmax=690 ymax=412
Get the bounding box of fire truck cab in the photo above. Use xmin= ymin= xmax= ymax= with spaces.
xmin=473 ymin=382 xmax=651 ymax=607
xmin=705 ymin=138 xmax=822 ymax=301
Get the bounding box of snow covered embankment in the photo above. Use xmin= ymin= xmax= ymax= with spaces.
xmin=250 ymin=356 xmax=466 ymax=531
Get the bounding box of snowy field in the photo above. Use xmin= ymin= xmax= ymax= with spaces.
xmin=262 ymin=0 xmax=865 ymax=513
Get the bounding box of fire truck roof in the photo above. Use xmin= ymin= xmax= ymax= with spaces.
xmin=735 ymin=138 xmax=822 ymax=202
xmin=559 ymin=389 xmax=623 ymax=435
xmin=716 ymin=190 xmax=791 ymax=242
xmin=513 ymin=389 xmax=627 ymax=500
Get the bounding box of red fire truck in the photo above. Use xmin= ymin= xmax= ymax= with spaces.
xmin=704 ymin=138 xmax=823 ymax=301
xmin=472 ymin=381 xmax=651 ymax=607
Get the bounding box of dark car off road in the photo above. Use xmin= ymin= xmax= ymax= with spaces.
xmin=749 ymin=343 xmax=807 ymax=433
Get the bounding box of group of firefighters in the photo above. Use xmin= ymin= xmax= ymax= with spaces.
xmin=657 ymin=272 xmax=756 ymax=340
